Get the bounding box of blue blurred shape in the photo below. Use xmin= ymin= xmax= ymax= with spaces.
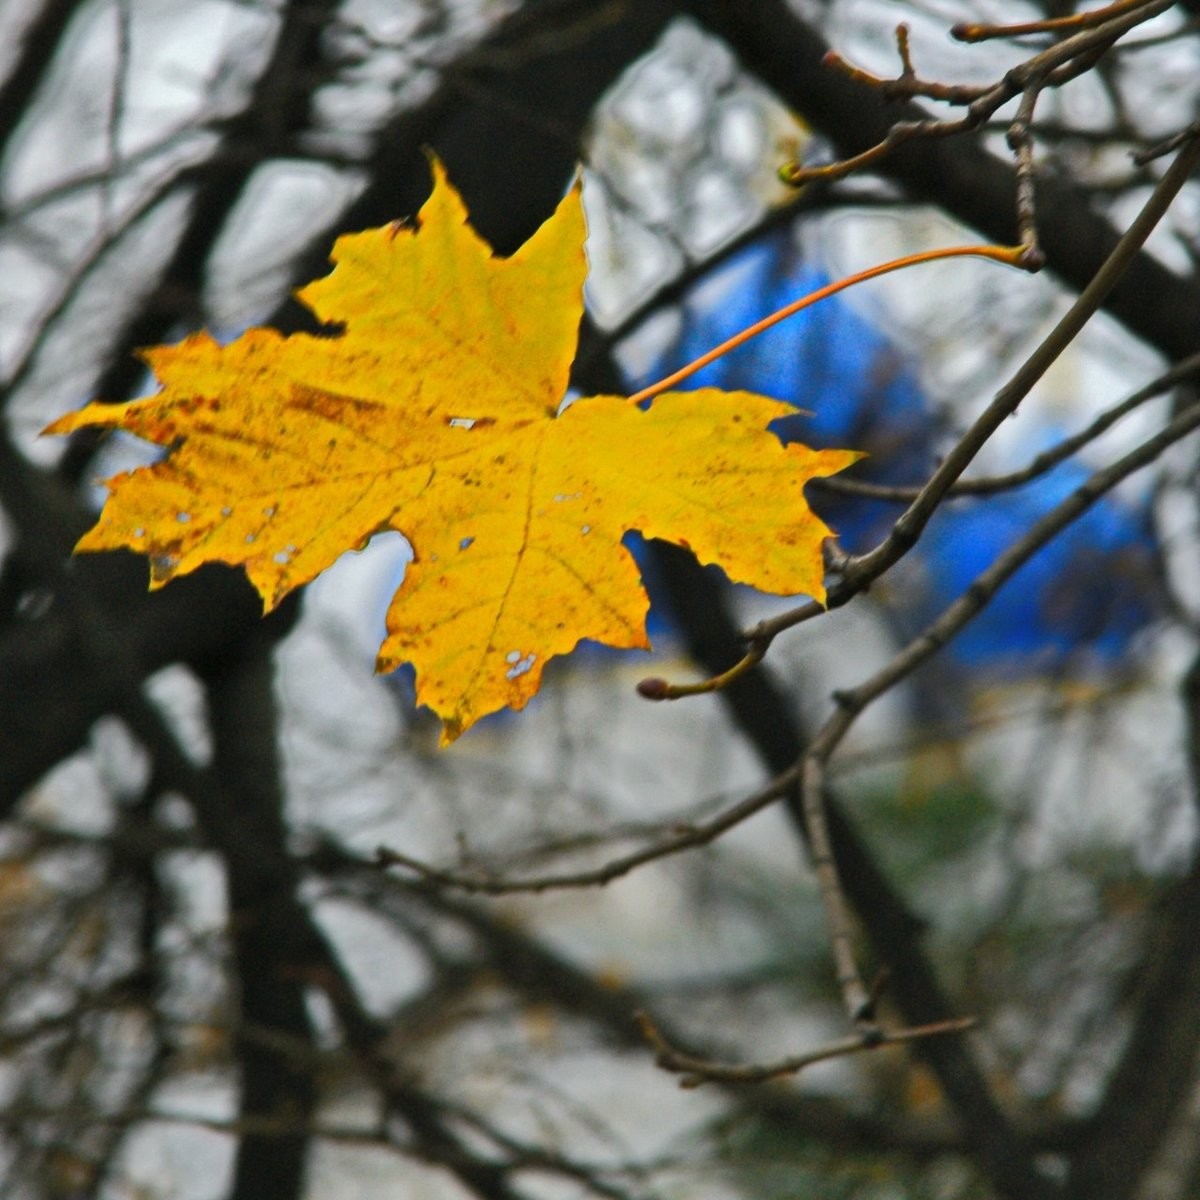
xmin=896 ymin=453 xmax=1162 ymax=674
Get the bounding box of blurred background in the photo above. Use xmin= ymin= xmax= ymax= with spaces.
xmin=3 ymin=2 xmax=1200 ymax=1198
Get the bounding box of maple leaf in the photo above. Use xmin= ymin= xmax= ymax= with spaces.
xmin=47 ymin=160 xmax=861 ymax=743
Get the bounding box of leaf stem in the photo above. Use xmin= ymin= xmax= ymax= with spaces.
xmin=636 ymin=638 xmax=766 ymax=701
xmin=625 ymin=243 xmax=1033 ymax=406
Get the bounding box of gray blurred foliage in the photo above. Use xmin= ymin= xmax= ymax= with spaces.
xmin=2 ymin=2 xmax=1200 ymax=1199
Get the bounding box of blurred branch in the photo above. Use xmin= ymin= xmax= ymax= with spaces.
xmin=0 ymin=1099 xmax=646 ymax=1200
xmin=1058 ymin=654 xmax=1200 ymax=1200
xmin=0 ymin=122 xmax=216 ymax=224
xmin=643 ymin=555 xmax=1062 ymax=1200
xmin=2 ymin=157 xmax=212 ymax=406
xmin=286 ymin=0 xmax=678 ymax=259
xmin=1135 ymin=116 xmax=1200 ymax=165
xmin=636 ymin=1008 xmax=976 ymax=1088
xmin=375 ymin=767 xmax=796 ymax=894
xmin=117 ymin=638 xmax=548 ymax=1200
xmin=0 ymin=0 xmax=80 ymax=153
xmin=1065 ymin=852 xmax=1200 ymax=1200
xmin=195 ymin=630 xmax=315 ymax=1200
xmin=81 ymin=0 xmax=343 ymax=427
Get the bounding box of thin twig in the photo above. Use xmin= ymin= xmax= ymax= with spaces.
xmin=635 ymin=1009 xmax=977 ymax=1088
xmin=102 ymin=0 xmax=133 ymax=237
xmin=375 ymin=768 xmax=799 ymax=894
xmin=781 ymin=0 xmax=1173 ymax=258
xmin=1009 ymin=85 xmax=1043 ymax=258
xmin=953 ymin=0 xmax=1158 ymax=43
xmin=1135 ymin=117 xmax=1200 ymax=165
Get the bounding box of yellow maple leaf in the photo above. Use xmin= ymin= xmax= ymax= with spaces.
xmin=47 ymin=161 xmax=861 ymax=743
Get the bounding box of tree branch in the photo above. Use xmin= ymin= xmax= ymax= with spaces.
xmin=687 ymin=0 xmax=1200 ymax=366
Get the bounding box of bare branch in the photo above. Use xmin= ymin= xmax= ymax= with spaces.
xmin=636 ymin=1009 xmax=977 ymax=1088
